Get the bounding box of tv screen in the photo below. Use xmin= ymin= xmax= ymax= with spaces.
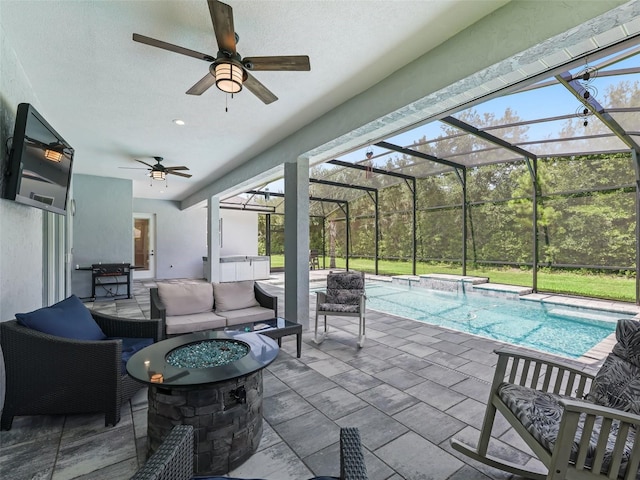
xmin=2 ymin=103 xmax=74 ymax=215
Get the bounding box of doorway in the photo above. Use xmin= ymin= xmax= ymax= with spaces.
xmin=133 ymin=213 xmax=155 ymax=279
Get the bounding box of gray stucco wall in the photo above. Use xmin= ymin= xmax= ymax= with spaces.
xmin=71 ymin=174 xmax=133 ymax=298
xmin=0 ymin=20 xmax=47 ymax=417
xmin=133 ymin=198 xmax=207 ymax=279
xmin=1 ymin=22 xmax=47 ymax=320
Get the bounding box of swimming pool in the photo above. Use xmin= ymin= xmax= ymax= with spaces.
xmin=363 ymin=282 xmax=635 ymax=358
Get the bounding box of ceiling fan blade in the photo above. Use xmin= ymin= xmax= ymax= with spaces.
xmin=186 ymin=73 xmax=216 ymax=95
xmin=243 ymin=55 xmax=310 ymax=71
xmin=165 ymin=166 xmax=190 ymax=171
xmin=243 ymin=73 xmax=278 ymax=104
xmin=168 ymin=171 xmax=193 ymax=178
xmin=119 ymin=167 xmax=149 ymax=170
xmin=133 ymin=33 xmax=215 ymax=62
xmin=134 ymin=159 xmax=155 ymax=168
xmin=208 ymin=0 xmax=236 ymax=54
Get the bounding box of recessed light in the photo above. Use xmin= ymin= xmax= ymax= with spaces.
xmin=173 ymin=119 xmax=185 ymax=126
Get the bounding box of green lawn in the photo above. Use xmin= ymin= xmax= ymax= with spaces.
xmin=269 ymin=255 xmax=637 ymax=303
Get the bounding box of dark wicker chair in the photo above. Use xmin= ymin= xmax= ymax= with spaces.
xmin=131 ymin=425 xmax=368 ymax=480
xmin=131 ymin=425 xmax=194 ymax=480
xmin=0 ymin=310 xmax=161 ymax=430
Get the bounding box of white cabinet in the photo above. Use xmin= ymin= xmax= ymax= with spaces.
xmin=219 ymin=256 xmax=270 ymax=282
xmin=235 ymin=261 xmax=252 ymax=281
xmin=219 ymin=262 xmax=236 ymax=282
xmin=253 ymin=259 xmax=270 ymax=280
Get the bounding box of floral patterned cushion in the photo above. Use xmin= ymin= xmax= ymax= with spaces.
xmin=611 ymin=319 xmax=640 ymax=368
xmin=318 ymin=303 xmax=360 ymax=313
xmin=587 ymin=354 xmax=640 ymax=414
xmin=498 ymin=383 xmax=639 ymax=479
xmin=324 ymin=272 xmax=365 ymax=311
xmin=588 ymin=319 xmax=640 ymax=415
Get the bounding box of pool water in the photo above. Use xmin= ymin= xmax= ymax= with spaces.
xmin=364 ymin=282 xmax=634 ymax=358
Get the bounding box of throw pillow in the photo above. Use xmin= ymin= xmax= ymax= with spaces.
xmin=157 ymin=283 xmax=214 ymax=316
xmin=16 ymin=294 xmax=106 ymax=341
xmin=587 ymin=352 xmax=640 ymax=415
xmin=213 ymin=281 xmax=259 ymax=312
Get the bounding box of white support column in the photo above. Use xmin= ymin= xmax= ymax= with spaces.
xmin=207 ymin=197 xmax=221 ymax=283
xmin=284 ymin=158 xmax=310 ymax=329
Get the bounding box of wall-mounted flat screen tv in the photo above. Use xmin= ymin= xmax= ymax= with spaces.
xmin=2 ymin=103 xmax=74 ymax=215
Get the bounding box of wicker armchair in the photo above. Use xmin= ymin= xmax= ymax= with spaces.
xmin=131 ymin=426 xmax=368 ymax=480
xmin=0 ymin=310 xmax=161 ymax=430
xmin=131 ymin=425 xmax=193 ymax=480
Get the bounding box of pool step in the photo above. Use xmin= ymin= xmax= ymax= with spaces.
xmin=390 ymin=274 xmax=534 ymax=299
xmin=471 ymin=283 xmax=533 ymax=298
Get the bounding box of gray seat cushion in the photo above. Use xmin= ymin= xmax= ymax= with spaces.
xmin=221 ymin=306 xmax=275 ymax=326
xmin=165 ymin=312 xmax=226 ymax=335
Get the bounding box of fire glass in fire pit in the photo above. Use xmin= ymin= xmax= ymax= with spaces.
xmin=166 ymin=340 xmax=249 ymax=368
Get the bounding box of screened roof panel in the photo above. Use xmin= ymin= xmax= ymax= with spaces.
xmin=521 ymin=135 xmax=627 ymax=157
xmin=594 ymin=71 xmax=640 ymax=108
xmin=455 ymin=82 xmax=581 ymax=124
xmin=274 ymin=41 xmax=640 ymax=218
xmin=608 ymin=110 xmax=640 ymax=132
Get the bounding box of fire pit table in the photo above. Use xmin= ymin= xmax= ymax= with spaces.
xmin=126 ymin=330 xmax=279 ymax=475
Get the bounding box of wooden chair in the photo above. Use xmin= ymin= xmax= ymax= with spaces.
xmin=315 ymin=271 xmax=366 ymax=348
xmin=451 ymin=318 xmax=640 ymax=480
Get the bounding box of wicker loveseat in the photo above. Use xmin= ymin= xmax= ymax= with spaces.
xmin=131 ymin=425 xmax=369 ymax=480
xmin=1 ymin=307 xmax=161 ymax=430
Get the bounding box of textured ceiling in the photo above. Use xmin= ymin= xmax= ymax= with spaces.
xmin=1 ymin=0 xmax=510 ymax=200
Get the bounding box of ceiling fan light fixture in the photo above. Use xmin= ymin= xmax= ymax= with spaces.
xmin=44 ymin=149 xmax=63 ymax=162
xmin=151 ymin=170 xmax=166 ymax=181
xmin=214 ymin=62 xmax=243 ymax=94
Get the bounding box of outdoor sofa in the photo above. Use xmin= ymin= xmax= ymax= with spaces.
xmin=150 ymin=280 xmax=277 ymax=338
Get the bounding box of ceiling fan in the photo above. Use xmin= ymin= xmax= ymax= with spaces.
xmin=132 ymin=0 xmax=310 ymax=104
xmin=121 ymin=157 xmax=192 ymax=180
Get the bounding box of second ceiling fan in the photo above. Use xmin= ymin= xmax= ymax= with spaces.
xmin=133 ymin=0 xmax=310 ymax=105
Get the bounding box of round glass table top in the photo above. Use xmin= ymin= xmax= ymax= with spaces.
xmin=126 ymin=330 xmax=279 ymax=387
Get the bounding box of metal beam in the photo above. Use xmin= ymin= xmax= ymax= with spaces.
xmin=375 ymin=140 xmax=466 ymax=170
xmin=310 ymin=178 xmax=377 ymax=192
xmin=365 ymin=190 xmax=380 ymax=275
xmin=461 ymin=168 xmax=467 ymax=276
xmin=633 ymin=149 xmax=640 ymax=305
xmin=220 ymin=204 xmax=275 ymax=213
xmin=525 ymin=158 xmax=539 ymax=293
xmin=247 ymin=189 xmax=346 ymax=206
xmin=556 ymin=71 xmax=640 ymax=152
xmin=327 ymin=159 xmax=414 ymax=180
xmin=441 ymin=116 xmax=537 ymax=160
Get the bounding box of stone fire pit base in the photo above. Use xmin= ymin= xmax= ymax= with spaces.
xmin=147 ymin=369 xmax=263 ymax=475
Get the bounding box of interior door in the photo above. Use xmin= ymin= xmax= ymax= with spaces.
xmin=133 ymin=213 xmax=155 ymax=279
